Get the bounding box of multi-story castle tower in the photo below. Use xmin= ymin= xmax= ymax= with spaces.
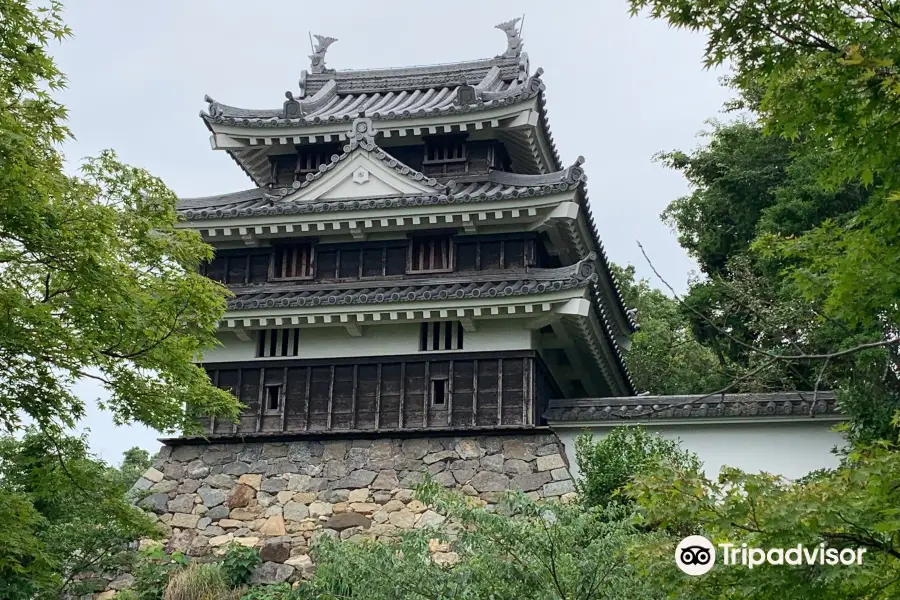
xmin=179 ymin=21 xmax=635 ymax=440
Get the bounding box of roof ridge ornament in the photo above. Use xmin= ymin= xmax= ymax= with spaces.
xmin=347 ymin=112 xmax=376 ymax=150
xmin=283 ymin=91 xmax=302 ymax=119
xmin=564 ymin=155 xmax=587 ymax=185
xmin=456 ymin=76 xmax=480 ymax=107
xmin=309 ymin=34 xmax=338 ymax=74
xmin=204 ymin=95 xmax=223 ymax=118
xmin=495 ymin=18 xmax=524 ymax=58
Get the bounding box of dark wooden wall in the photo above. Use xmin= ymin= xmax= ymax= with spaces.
xmin=199 ymin=351 xmax=547 ymax=435
xmin=203 ymin=234 xmax=546 ymax=286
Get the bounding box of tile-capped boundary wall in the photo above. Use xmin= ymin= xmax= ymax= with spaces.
xmin=125 ymin=432 xmax=575 ymax=587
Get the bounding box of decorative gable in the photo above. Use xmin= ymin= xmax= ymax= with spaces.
xmin=280 ymin=116 xmax=446 ymax=203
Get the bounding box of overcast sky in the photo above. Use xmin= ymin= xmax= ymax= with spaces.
xmin=51 ymin=0 xmax=732 ymax=464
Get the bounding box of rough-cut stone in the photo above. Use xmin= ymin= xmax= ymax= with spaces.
xmin=502 ymin=440 xmax=535 ymax=461
xmin=238 ymin=473 xmax=262 ymax=490
xmin=284 ymin=501 xmax=310 ymax=521
xmin=401 ymin=438 xmax=430 ymax=459
xmin=434 ymin=470 xmax=456 ymax=487
xmin=149 ymin=480 xmax=177 ymax=493
xmin=219 ymin=519 xmax=242 ymax=529
xmin=262 ymin=444 xmax=289 ymax=459
xmin=504 ymin=459 xmax=533 ymax=475
xmin=260 ymin=541 xmax=290 ymax=563
xmin=455 ymin=439 xmax=486 ymax=459
xmin=171 ymin=446 xmax=202 ymax=462
xmin=347 ymin=488 xmax=369 ymax=503
xmin=406 ymin=500 xmax=427 ymax=513
xmin=209 ymin=533 xmax=234 ymax=547
xmin=266 ymin=458 xmax=300 ymax=475
xmin=536 ymin=454 xmax=566 ymax=472
xmin=388 ymin=510 xmax=415 ymax=529
xmin=536 ymin=443 xmax=559 ymax=456
xmin=227 ymin=484 xmax=256 ymax=508
xmin=309 ymin=501 xmax=333 ymax=518
xmin=197 ymin=517 xmax=212 ymax=530
xmin=329 ymin=490 xmax=351 ymax=503
xmin=198 ymin=487 xmax=227 ymax=508
xmin=206 ymin=473 xmax=234 ymax=488
xmin=480 ymin=454 xmax=504 ymax=472
xmin=140 ymin=493 xmax=170 ymax=514
xmin=325 ymin=512 xmax=372 ymax=530
xmin=433 ymin=552 xmax=460 ymax=566
xmin=202 ymin=449 xmax=233 ymax=466
xmin=541 ymin=480 xmax=576 ymax=497
xmin=233 ymin=536 xmax=260 ymax=548
xmin=248 ymin=460 xmax=268 ymax=474
xmin=178 ymin=479 xmax=201 ymax=494
xmin=207 ymin=505 xmax=230 ymax=520
xmin=510 ymin=472 xmax=552 ymax=492
xmin=336 ymin=469 xmax=377 ymax=488
xmin=265 ymin=505 xmax=283 ymax=517
xmin=143 ymin=467 xmax=164 ymax=483
xmin=371 ymin=469 xmax=399 ymax=490
xmin=323 ymin=441 xmax=349 ymax=461
xmin=132 ymin=477 xmax=153 ymax=492
xmin=260 ymin=478 xmax=288 ymax=493
xmin=167 ymin=528 xmax=196 ymax=553
xmin=551 ymin=467 xmax=570 ymax=481
xmin=349 ymin=502 xmax=379 ymax=514
xmin=287 ymin=474 xmax=312 ymax=491
xmin=451 ymin=468 xmax=475 ymax=484
xmin=230 ymin=509 xmax=261 ymax=523
xmin=170 ymin=513 xmax=200 ymax=529
xmin=97 ymin=591 xmax=117 ymax=600
xmin=423 ymin=450 xmax=457 ymax=464
xmin=108 ymin=573 xmax=135 ymax=590
xmin=285 ymin=553 xmax=314 ymax=572
xmin=260 ymin=515 xmax=287 ymax=536
xmin=276 ymin=490 xmax=294 ymax=504
xmin=223 ymin=462 xmax=250 ymax=476
xmin=293 ymin=492 xmax=317 ymax=504
xmin=415 ymin=510 xmax=446 ymax=529
xmin=470 ymin=471 xmax=510 ymax=492
xmin=382 ymin=499 xmax=405 ymax=513
xmin=324 ymin=461 xmax=349 ymax=480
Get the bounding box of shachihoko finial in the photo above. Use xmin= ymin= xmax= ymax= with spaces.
xmin=309 ymin=34 xmax=338 ymax=74
xmin=495 ymin=18 xmax=524 ymax=57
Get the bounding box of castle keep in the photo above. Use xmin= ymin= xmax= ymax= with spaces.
xmin=137 ymin=19 xmax=639 ymax=584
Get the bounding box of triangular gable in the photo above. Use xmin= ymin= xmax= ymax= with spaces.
xmin=281 ymin=116 xmax=445 ymax=203
xmin=284 ymin=148 xmax=442 ymax=202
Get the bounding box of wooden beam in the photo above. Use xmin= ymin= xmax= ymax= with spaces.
xmin=303 ymin=367 xmax=311 ymax=431
xmin=256 ymin=368 xmax=265 ymax=432
xmin=399 ymin=362 xmax=406 ymax=429
xmin=447 ymin=361 xmax=454 ymax=426
xmin=497 ymin=358 xmax=503 ymax=427
xmin=423 ymin=361 xmax=430 ymax=428
xmin=326 ymin=365 xmax=335 ymax=430
xmin=232 ymin=369 xmax=241 ymax=434
xmin=374 ymin=364 xmax=382 ymax=430
xmin=281 ymin=367 xmax=288 ymax=432
xmin=460 ymin=317 xmax=477 ymax=332
xmin=472 ymin=359 xmax=478 ymax=427
xmin=350 ymin=365 xmax=358 ymax=429
xmin=344 ymin=323 xmax=363 ymax=337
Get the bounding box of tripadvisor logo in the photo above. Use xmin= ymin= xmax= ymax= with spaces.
xmin=675 ymin=536 xmax=867 ymax=576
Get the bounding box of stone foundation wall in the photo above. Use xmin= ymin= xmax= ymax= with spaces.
xmin=131 ymin=431 xmax=575 ymax=585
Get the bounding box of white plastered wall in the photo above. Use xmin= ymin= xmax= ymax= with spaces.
xmin=202 ymin=319 xmax=536 ymax=362
xmin=552 ymin=420 xmax=846 ymax=481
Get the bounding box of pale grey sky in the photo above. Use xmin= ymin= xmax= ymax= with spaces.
xmin=51 ymin=0 xmax=731 ymax=464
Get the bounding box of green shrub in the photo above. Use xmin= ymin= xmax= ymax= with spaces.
xmin=164 ymin=563 xmax=241 ymax=600
xmin=240 ymin=583 xmax=295 ymax=600
xmin=221 ymin=542 xmax=262 ymax=587
xmin=575 ymin=426 xmax=700 ymax=508
xmin=133 ymin=546 xmax=190 ymax=600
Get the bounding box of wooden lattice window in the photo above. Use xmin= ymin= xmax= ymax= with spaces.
xmin=271 ymin=244 xmax=314 ymax=280
xmin=408 ymin=236 xmax=453 ymax=273
xmin=264 ymin=383 xmax=282 ymax=413
xmin=256 ymin=329 xmax=301 ymax=358
xmin=423 ymin=139 xmax=466 ymax=164
xmin=419 ymin=321 xmax=464 ymax=351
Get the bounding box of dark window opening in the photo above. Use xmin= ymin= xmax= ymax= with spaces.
xmin=256 ymin=329 xmax=301 ymax=357
xmin=423 ymin=139 xmax=466 ymax=165
xmin=265 ymin=384 xmax=281 ymax=412
xmin=271 ymin=244 xmax=314 ymax=280
xmin=409 ymin=236 xmax=452 ymax=273
xmin=431 ymin=379 xmax=447 ymax=407
xmin=419 ymin=321 xmax=464 ymax=351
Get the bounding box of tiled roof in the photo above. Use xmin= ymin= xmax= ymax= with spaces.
xmin=544 ymin=391 xmax=841 ymax=422
xmin=177 ymin=133 xmax=587 ymax=219
xmin=203 ymin=69 xmax=543 ymax=129
xmin=225 ymin=261 xmax=598 ymax=312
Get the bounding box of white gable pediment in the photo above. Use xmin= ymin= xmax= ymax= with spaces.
xmin=283 ymin=150 xmax=439 ymax=203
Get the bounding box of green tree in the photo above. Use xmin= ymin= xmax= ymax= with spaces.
xmin=627 ymin=0 xmax=900 ymax=394
xmin=613 ymin=263 xmax=727 ymax=394
xmin=299 ymin=482 xmax=665 ymax=600
xmin=117 ymin=446 xmax=154 ymax=488
xmin=0 ymin=430 xmax=160 ymax=599
xmin=575 ymin=427 xmax=701 ymax=509
xmin=0 ymin=0 xmax=239 ymax=439
xmin=627 ymin=444 xmax=900 ymax=599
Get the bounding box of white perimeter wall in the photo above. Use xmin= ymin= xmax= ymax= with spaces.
xmin=553 ymin=420 xmax=847 ymax=481
xmin=202 ymin=319 xmax=536 ymax=362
